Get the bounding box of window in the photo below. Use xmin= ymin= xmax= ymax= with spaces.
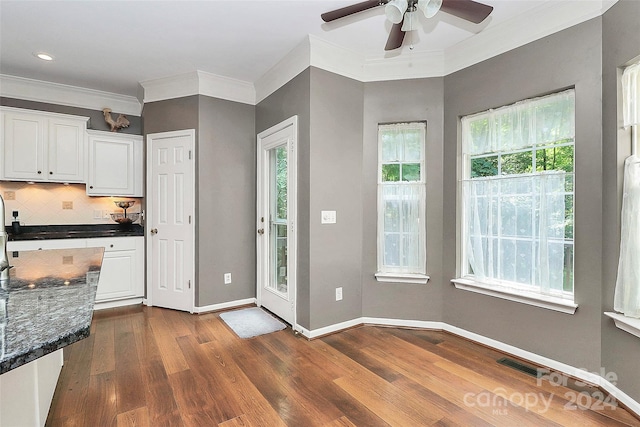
xmin=376 ymin=122 xmax=427 ymax=284
xmin=458 ymin=90 xmax=575 ymax=307
xmin=614 ymin=61 xmax=640 ymax=319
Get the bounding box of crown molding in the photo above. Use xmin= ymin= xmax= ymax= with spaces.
xmin=0 ymin=74 xmax=141 ymax=116
xmin=362 ymin=49 xmax=445 ymax=81
xmin=309 ymin=35 xmax=365 ymax=82
xmin=141 ymin=70 xmax=256 ymax=105
xmin=254 ymin=37 xmax=311 ymax=104
xmin=254 ymin=35 xmax=445 ymax=103
xmin=140 ymin=71 xmax=200 ymax=104
xmin=197 ymin=71 xmax=255 ymax=105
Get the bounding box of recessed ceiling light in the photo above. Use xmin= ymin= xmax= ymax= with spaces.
xmin=34 ymin=52 xmax=54 ymax=61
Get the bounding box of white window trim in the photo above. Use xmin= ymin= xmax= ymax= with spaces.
xmin=604 ymin=312 xmax=640 ymax=340
xmin=451 ymin=277 xmax=578 ymax=314
xmin=375 ymin=272 xmax=430 ymax=284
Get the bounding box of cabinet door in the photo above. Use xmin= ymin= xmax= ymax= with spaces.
xmin=88 ymin=135 xmax=135 ymax=195
xmin=95 ymin=249 xmax=138 ymax=301
xmin=87 ymin=237 xmax=144 ymax=302
xmin=48 ymin=118 xmax=86 ymax=182
xmin=2 ymin=112 xmax=46 ymax=180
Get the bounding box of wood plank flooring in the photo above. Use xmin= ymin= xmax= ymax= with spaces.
xmin=46 ymin=305 xmax=640 ymax=426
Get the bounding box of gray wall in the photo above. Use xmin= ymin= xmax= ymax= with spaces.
xmin=256 ymin=68 xmax=365 ymax=330
xmin=197 ymin=95 xmax=256 ymax=306
xmin=601 ymin=0 xmax=640 ymax=402
xmin=1 ymin=97 xmax=142 ymax=135
xmin=142 ymin=96 xmax=199 ymax=135
xmin=143 ymin=95 xmax=256 ymax=307
xmin=256 ymin=69 xmax=312 ymax=328
xmin=362 ymin=77 xmax=444 ymax=321
xmin=308 ymin=68 xmax=364 ymax=329
xmin=443 ymin=18 xmax=605 ymax=370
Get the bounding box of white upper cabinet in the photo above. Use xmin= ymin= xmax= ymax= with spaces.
xmin=87 ymin=130 xmax=143 ymax=196
xmin=1 ymin=107 xmax=87 ymax=183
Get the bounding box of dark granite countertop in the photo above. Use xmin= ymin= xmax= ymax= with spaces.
xmin=6 ymin=223 xmax=144 ymax=241
xmin=0 ymin=247 xmax=104 ymax=374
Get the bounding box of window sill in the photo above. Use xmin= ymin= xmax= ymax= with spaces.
xmin=451 ymin=278 xmax=578 ymax=314
xmin=375 ymin=273 xmax=430 ymax=284
xmin=604 ymin=312 xmax=640 ymax=340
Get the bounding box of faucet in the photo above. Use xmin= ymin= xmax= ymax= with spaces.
xmin=0 ymin=194 xmax=10 ymax=281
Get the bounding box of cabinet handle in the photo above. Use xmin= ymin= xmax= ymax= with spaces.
xmin=37 ymin=171 xmax=42 ymax=174
xmin=89 ymin=186 xmax=94 ymax=189
xmin=49 ymin=171 xmax=53 ymax=175
xmin=150 ymin=228 xmax=158 ymax=235
xmin=110 ymin=244 xmax=114 ymax=248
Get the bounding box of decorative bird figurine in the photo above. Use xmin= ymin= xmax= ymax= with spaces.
xmin=102 ymin=108 xmax=130 ymax=132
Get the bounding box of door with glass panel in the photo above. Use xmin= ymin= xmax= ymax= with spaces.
xmin=256 ymin=117 xmax=297 ymax=325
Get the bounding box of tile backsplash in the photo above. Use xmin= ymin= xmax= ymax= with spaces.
xmin=0 ymin=182 xmax=143 ymax=226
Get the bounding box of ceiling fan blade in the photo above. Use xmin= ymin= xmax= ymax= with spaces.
xmin=321 ymin=0 xmax=384 ymax=22
xmin=384 ymin=22 xmax=405 ymax=51
xmin=440 ymin=0 xmax=493 ymax=24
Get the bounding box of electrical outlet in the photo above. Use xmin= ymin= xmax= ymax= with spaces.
xmin=335 ymin=287 xmax=343 ymax=301
xmin=224 ymin=273 xmax=232 ymax=284
xmin=103 ymin=210 xmax=111 ymax=219
xmin=321 ymin=210 xmax=337 ymax=224
xmin=62 ymin=201 xmax=73 ymax=210
xmin=93 ymin=210 xmax=102 ymax=219
xmin=3 ymin=191 xmax=15 ymax=200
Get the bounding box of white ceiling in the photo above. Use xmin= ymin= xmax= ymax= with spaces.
xmin=0 ymin=0 xmax=613 ymax=100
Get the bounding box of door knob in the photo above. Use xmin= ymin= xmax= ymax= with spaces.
xmin=150 ymin=228 xmax=158 ymax=235
xmin=257 ymin=228 xmax=264 ymax=235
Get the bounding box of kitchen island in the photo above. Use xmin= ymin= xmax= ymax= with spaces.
xmin=0 ymin=247 xmax=104 ymax=427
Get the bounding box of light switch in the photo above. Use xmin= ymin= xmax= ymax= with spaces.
xmin=321 ymin=210 xmax=337 ymax=224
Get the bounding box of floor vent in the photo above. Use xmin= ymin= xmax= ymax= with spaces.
xmin=497 ymin=357 xmax=540 ymax=378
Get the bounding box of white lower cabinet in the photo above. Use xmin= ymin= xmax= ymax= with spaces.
xmin=0 ymin=349 xmax=63 ymax=427
xmin=7 ymin=236 xmax=144 ymax=305
xmin=86 ymin=237 xmax=144 ymax=302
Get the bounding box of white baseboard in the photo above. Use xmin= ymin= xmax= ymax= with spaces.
xmin=295 ymin=317 xmax=363 ymax=339
xmin=193 ymin=298 xmax=257 ymax=314
xmin=297 ymin=316 xmax=640 ymax=418
xmin=94 ymin=297 xmax=143 ymax=311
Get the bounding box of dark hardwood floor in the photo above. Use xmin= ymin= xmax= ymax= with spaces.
xmin=46 ymin=305 xmax=640 ymax=426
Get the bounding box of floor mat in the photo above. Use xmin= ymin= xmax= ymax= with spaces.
xmin=219 ymin=307 xmax=286 ymax=339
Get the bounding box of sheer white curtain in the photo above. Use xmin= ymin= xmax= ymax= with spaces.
xmin=464 ymin=172 xmax=566 ymax=295
xmin=379 ymin=184 xmax=425 ymax=271
xmin=614 ymin=61 xmax=640 ymax=317
xmin=463 ymin=90 xmax=575 ymax=156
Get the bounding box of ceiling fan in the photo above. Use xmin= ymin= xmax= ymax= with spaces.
xmin=321 ymin=0 xmax=494 ymax=51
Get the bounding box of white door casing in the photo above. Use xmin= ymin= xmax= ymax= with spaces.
xmin=146 ymin=129 xmax=195 ymax=312
xmin=257 ymin=116 xmax=297 ymax=326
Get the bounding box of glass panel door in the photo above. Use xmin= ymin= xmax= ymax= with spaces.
xmin=269 ymin=145 xmax=288 ymax=295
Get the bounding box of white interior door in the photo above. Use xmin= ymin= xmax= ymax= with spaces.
xmin=257 ymin=117 xmax=297 ymax=326
xmin=147 ymin=130 xmax=195 ymax=312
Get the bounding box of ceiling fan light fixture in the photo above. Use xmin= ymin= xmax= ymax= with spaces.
xmin=418 ymin=0 xmax=443 ymax=18
xmin=401 ymin=10 xmax=419 ymax=31
xmin=385 ymin=0 xmax=408 ymax=24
